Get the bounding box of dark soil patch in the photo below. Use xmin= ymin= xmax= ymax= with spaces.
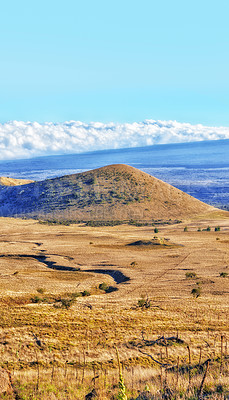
xmin=0 ymin=254 xmax=79 ymax=272
xmin=86 ymin=269 xmax=130 ymax=284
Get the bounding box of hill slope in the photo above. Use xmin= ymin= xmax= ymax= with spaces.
xmin=0 ymin=177 xmax=34 ymax=186
xmin=0 ymin=164 xmax=215 ymax=221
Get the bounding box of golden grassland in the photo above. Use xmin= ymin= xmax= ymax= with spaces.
xmin=0 ymin=214 xmax=229 ymax=399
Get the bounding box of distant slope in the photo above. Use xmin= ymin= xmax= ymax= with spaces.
xmin=0 ymin=164 xmax=215 ymax=221
xmin=0 ymin=177 xmax=34 ymax=186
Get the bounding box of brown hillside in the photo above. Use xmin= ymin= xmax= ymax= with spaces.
xmin=0 ymin=164 xmax=216 ymax=221
xmin=0 ymin=177 xmax=34 ymax=186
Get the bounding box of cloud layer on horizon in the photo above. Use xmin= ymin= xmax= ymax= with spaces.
xmin=0 ymin=119 xmax=229 ymax=160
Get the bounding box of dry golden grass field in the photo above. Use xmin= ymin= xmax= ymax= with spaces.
xmin=0 ymin=210 xmax=228 ymax=399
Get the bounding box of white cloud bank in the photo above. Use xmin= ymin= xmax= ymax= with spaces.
xmin=0 ymin=119 xmax=229 ymax=160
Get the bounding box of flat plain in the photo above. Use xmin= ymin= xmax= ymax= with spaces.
xmin=0 ymin=211 xmax=229 ymax=399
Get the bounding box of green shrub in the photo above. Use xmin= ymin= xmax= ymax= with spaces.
xmin=202 ymin=226 xmax=211 ymax=231
xmin=184 ymin=226 xmax=188 ymax=232
xmin=130 ymin=261 xmax=138 ymax=267
xmin=31 ymin=296 xmax=42 ymax=303
xmin=37 ymin=288 xmax=45 ymax=294
xmin=219 ymin=272 xmax=228 ymax=278
xmin=215 ymin=226 xmax=221 ymax=231
xmin=137 ymin=296 xmax=151 ymax=309
xmin=55 ymin=297 xmax=75 ymax=309
xmin=85 ymin=177 xmax=96 ymax=185
xmin=99 ymin=282 xmax=109 ymax=292
xmin=185 ymin=272 xmax=197 ymax=279
xmin=69 ymin=292 xmax=82 ymax=299
xmin=191 ymin=286 xmax=202 ymax=298
xmin=154 ymin=228 xmax=159 ymax=233
xmin=216 ymin=384 xmax=227 ymax=393
xmin=81 ymin=290 xmax=91 ymax=296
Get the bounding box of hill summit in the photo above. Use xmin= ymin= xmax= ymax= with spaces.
xmin=0 ymin=164 xmax=213 ymax=221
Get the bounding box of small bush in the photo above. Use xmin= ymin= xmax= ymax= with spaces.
xmin=81 ymin=290 xmax=91 ymax=296
xmin=31 ymin=296 xmax=42 ymax=304
xmin=85 ymin=177 xmax=96 ymax=185
xmin=55 ymin=297 xmax=75 ymax=309
xmin=60 ymin=298 xmax=74 ymax=309
xmin=191 ymin=286 xmax=202 ymax=298
xmin=220 ymin=272 xmax=228 ymax=278
xmin=197 ymin=227 xmax=202 ymax=232
xmin=215 ymin=226 xmax=221 ymax=231
xmin=37 ymin=288 xmax=45 ymax=294
xmin=130 ymin=261 xmax=138 ymax=267
xmin=99 ymin=282 xmax=109 ymax=291
xmin=137 ymin=296 xmax=151 ymax=309
xmin=184 ymin=226 xmax=188 ymax=232
xmin=154 ymin=228 xmax=158 ymax=233
xmin=69 ymin=292 xmax=82 ymax=299
xmin=185 ymin=272 xmax=197 ymax=279
xmin=202 ymin=226 xmax=211 ymax=231
xmin=216 ymin=384 xmax=227 ymax=394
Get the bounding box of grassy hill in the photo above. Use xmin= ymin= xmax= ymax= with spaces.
xmin=0 ymin=164 xmax=215 ymax=221
xmin=0 ymin=177 xmax=33 ymax=186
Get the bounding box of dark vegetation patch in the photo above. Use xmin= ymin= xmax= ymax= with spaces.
xmin=185 ymin=272 xmax=197 ymax=279
xmin=31 ymin=290 xmax=92 ymax=309
xmin=98 ymin=282 xmax=118 ymax=293
xmin=127 ymin=237 xmax=177 ymax=247
xmin=191 ymin=286 xmax=202 ymax=298
xmin=220 ymin=272 xmax=228 ymax=278
xmin=128 ymin=240 xmax=159 ymax=247
xmin=84 ymin=219 xmax=182 ymax=227
xmin=37 ymin=219 xmax=183 ymax=227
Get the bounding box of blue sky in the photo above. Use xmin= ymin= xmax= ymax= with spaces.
xmin=0 ymin=0 xmax=229 ymax=125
